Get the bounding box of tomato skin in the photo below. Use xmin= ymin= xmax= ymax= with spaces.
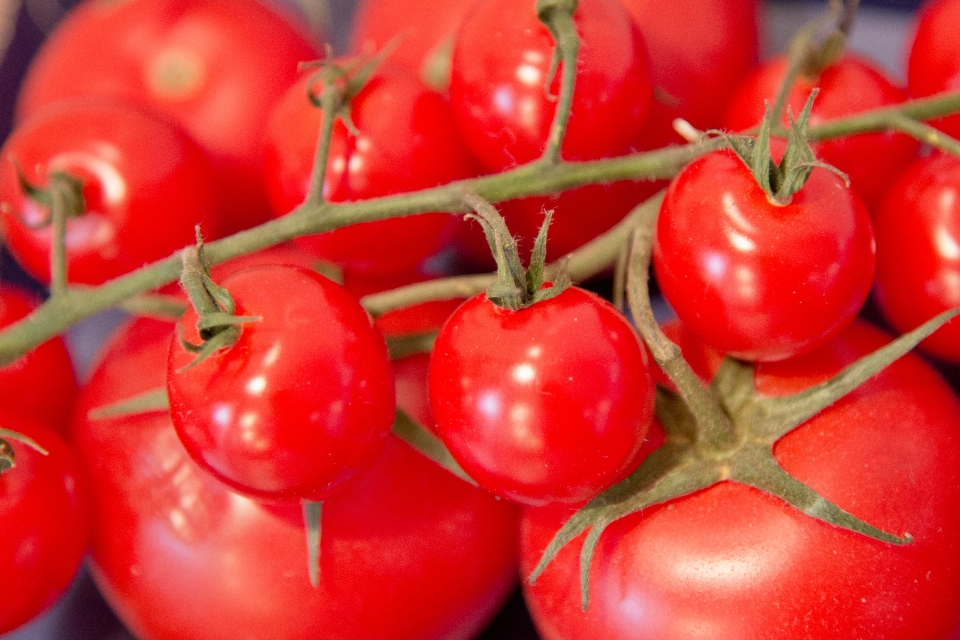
xmin=167 ymin=265 xmax=395 ymax=502
xmin=521 ymin=321 xmax=960 ymax=640
xmin=429 ymin=287 xmax=654 ymax=506
xmin=723 ymin=53 xmax=919 ymax=211
xmin=653 ymin=148 xmax=876 ymax=361
xmin=73 ymin=317 xmax=522 ymax=640
xmin=0 ymin=418 xmax=90 ymax=634
xmin=0 ymin=284 xmax=76 ymax=431
xmin=0 ymin=99 xmax=224 ymax=285
xmin=449 ymin=0 xmax=652 ymax=171
xmin=15 ymin=0 xmax=321 ymax=233
xmin=622 ymin=0 xmax=760 ymax=149
xmin=264 ymin=63 xmax=477 ymax=278
xmin=908 ymin=0 xmax=960 ymax=141
xmin=873 ymin=153 xmax=960 ymax=362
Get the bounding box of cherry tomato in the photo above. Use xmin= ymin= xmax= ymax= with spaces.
xmin=448 ymin=0 xmax=653 ymax=171
xmin=15 ymin=0 xmax=322 ymax=234
xmin=521 ymin=320 xmax=960 ymax=640
xmin=74 ymin=317 xmax=522 ymax=640
xmin=0 ymin=284 xmax=76 ymax=431
xmin=0 ymin=99 xmax=224 ymax=285
xmin=429 ymin=286 xmax=655 ymax=506
xmin=263 ymin=63 xmax=477 ymax=279
xmin=167 ymin=265 xmax=395 ymax=502
xmin=0 ymin=417 xmax=90 ymax=634
xmin=907 ymin=0 xmax=960 ymax=141
xmin=873 ymin=152 xmax=960 ymax=362
xmin=349 ymin=0 xmax=479 ymax=87
xmin=622 ymin=0 xmax=760 ymax=149
xmin=723 ymin=53 xmax=919 ymax=211
xmin=653 ymin=148 xmax=876 ymax=361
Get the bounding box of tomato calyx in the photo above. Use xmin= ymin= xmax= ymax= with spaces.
xmin=530 ymin=204 xmax=960 ymax=610
xmin=462 ymin=190 xmax=571 ymax=311
xmin=0 ymin=428 xmax=49 ymax=475
xmin=722 ymin=91 xmax=847 ymax=206
xmin=176 ymin=235 xmax=261 ymax=368
xmin=12 ymin=166 xmax=85 ymax=229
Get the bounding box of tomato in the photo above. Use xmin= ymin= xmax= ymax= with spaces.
xmin=723 ymin=53 xmax=920 ymax=211
xmin=167 ymin=265 xmax=395 ymax=502
xmin=0 ymin=417 xmax=89 ymax=634
xmin=873 ymin=152 xmax=960 ymax=363
xmin=448 ymin=0 xmax=653 ymax=171
xmin=263 ymin=63 xmax=477 ymax=279
xmin=15 ymin=0 xmax=322 ymax=234
xmin=349 ymin=0 xmax=479 ymax=87
xmin=73 ymin=317 xmax=522 ymax=640
xmin=653 ymin=148 xmax=876 ymax=361
xmin=0 ymin=284 xmax=76 ymax=431
xmin=622 ymin=0 xmax=760 ymax=149
xmin=908 ymin=0 xmax=960 ymax=142
xmin=521 ymin=320 xmax=960 ymax=640
xmin=429 ymin=286 xmax=655 ymax=506
xmin=0 ymin=99 xmax=224 ymax=285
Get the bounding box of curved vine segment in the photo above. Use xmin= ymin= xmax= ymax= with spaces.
xmin=528 ymin=200 xmax=960 ymax=610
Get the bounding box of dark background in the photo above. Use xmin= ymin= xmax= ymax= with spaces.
xmin=0 ymin=0 xmax=934 ymax=639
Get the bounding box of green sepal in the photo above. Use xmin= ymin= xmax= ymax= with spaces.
xmin=87 ymin=387 xmax=171 ymax=421
xmin=12 ymin=165 xmax=86 ymax=229
xmin=302 ymin=501 xmax=322 ymax=588
xmin=392 ymin=408 xmax=476 ymax=486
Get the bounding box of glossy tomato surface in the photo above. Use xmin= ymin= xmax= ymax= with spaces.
xmin=264 ymin=63 xmax=476 ymax=277
xmin=873 ymin=153 xmax=960 ymax=362
xmin=429 ymin=287 xmax=654 ymax=506
xmin=0 ymin=418 xmax=89 ymax=634
xmin=653 ymin=148 xmax=876 ymax=361
xmin=15 ymin=0 xmax=321 ymax=233
xmin=622 ymin=0 xmax=760 ymax=148
xmin=723 ymin=53 xmax=919 ymax=211
xmin=0 ymin=284 xmax=76 ymax=431
xmin=74 ymin=317 xmax=522 ymax=640
xmin=908 ymin=0 xmax=960 ymax=141
xmin=0 ymin=99 xmax=223 ymax=285
xmin=521 ymin=321 xmax=960 ymax=640
xmin=167 ymin=265 xmax=395 ymax=502
xmin=449 ymin=0 xmax=652 ymax=171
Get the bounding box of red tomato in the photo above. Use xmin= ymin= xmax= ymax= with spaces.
xmin=0 ymin=100 xmax=224 ymax=285
xmin=621 ymin=0 xmax=760 ymax=148
xmin=0 ymin=284 xmax=76 ymax=431
xmin=263 ymin=63 xmax=477 ymax=278
xmin=448 ymin=0 xmax=653 ymax=171
xmin=653 ymin=148 xmax=876 ymax=361
xmin=908 ymin=0 xmax=960 ymax=141
xmin=74 ymin=317 xmax=521 ymax=640
xmin=521 ymin=321 xmax=960 ymax=640
xmin=429 ymin=286 xmax=655 ymax=506
xmin=723 ymin=53 xmax=919 ymax=211
xmin=873 ymin=153 xmax=960 ymax=362
xmin=0 ymin=418 xmax=89 ymax=634
xmin=349 ymin=0 xmax=479 ymax=86
xmin=16 ymin=0 xmax=322 ymax=233
xmin=167 ymin=265 xmax=395 ymax=502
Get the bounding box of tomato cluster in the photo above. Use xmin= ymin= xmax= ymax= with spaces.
xmin=4 ymin=0 xmax=960 ymax=639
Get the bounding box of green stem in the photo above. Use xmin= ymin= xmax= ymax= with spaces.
xmin=538 ymin=0 xmax=580 ymax=164
xmin=308 ymin=72 xmax=342 ymax=204
xmin=48 ymin=177 xmax=71 ymax=299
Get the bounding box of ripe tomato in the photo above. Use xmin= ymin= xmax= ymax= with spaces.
xmin=429 ymin=286 xmax=655 ymax=506
xmin=264 ymin=62 xmax=477 ymax=279
xmin=0 ymin=99 xmax=224 ymax=285
xmin=16 ymin=0 xmax=321 ymax=233
xmin=74 ymin=317 xmax=522 ymax=640
xmin=653 ymin=148 xmax=876 ymax=361
xmin=723 ymin=53 xmax=919 ymax=211
xmin=448 ymin=0 xmax=653 ymax=171
xmin=873 ymin=152 xmax=960 ymax=362
xmin=0 ymin=284 xmax=76 ymax=431
xmin=0 ymin=418 xmax=90 ymax=634
xmin=522 ymin=321 xmax=960 ymax=640
xmin=907 ymin=0 xmax=960 ymax=141
xmin=349 ymin=0 xmax=479 ymax=87
xmin=622 ymin=0 xmax=760 ymax=149
xmin=167 ymin=265 xmax=395 ymax=502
